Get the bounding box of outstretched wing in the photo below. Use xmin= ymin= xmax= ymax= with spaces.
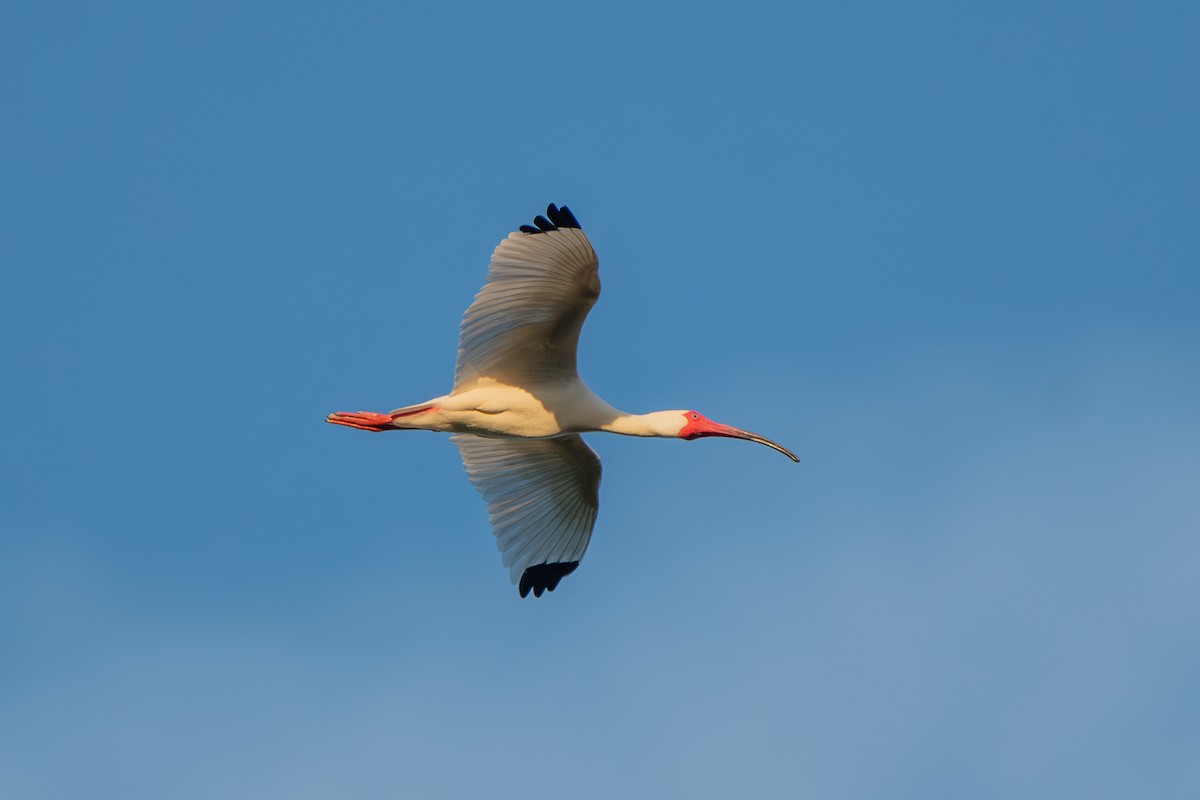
xmin=452 ymin=433 xmax=601 ymax=598
xmin=453 ymin=204 xmax=600 ymax=390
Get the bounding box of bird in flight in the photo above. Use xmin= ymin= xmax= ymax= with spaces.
xmin=328 ymin=204 xmax=797 ymax=597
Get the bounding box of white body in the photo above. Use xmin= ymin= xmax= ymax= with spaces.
xmin=392 ymin=380 xmax=686 ymax=440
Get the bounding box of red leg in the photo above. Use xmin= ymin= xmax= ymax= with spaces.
xmin=326 ymin=411 xmax=396 ymax=432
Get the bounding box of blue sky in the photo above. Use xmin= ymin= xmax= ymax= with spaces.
xmin=2 ymin=1 xmax=1198 ymax=797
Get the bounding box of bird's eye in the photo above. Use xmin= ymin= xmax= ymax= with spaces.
xmin=690 ymin=413 xmax=699 ymax=419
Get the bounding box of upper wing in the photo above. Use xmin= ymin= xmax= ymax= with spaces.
xmin=453 ymin=204 xmax=600 ymax=390
xmin=451 ymin=433 xmax=601 ymax=598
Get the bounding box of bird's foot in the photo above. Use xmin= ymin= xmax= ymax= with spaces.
xmin=326 ymin=411 xmax=396 ymax=432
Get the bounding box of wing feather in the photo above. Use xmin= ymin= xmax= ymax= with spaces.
xmin=451 ymin=433 xmax=600 ymax=596
xmin=453 ymin=204 xmax=600 ymax=389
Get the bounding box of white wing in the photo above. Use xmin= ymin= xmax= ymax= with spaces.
xmin=452 ymin=433 xmax=600 ymax=597
xmin=454 ymin=204 xmax=600 ymax=390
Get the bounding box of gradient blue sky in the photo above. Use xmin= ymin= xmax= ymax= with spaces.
xmin=2 ymin=2 xmax=1198 ymax=797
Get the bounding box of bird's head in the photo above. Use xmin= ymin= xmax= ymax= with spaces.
xmin=675 ymin=410 xmax=799 ymax=462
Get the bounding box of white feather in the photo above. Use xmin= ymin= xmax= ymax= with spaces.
xmin=451 ymin=433 xmax=600 ymax=583
xmin=454 ymin=226 xmax=599 ymax=389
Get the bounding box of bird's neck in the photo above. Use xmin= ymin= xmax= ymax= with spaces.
xmin=602 ymin=410 xmax=686 ymax=438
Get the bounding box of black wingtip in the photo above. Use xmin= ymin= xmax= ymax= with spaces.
xmin=546 ymin=203 xmax=580 ymax=229
xmin=518 ymin=561 xmax=580 ymax=598
xmin=518 ymin=203 xmax=582 ymax=234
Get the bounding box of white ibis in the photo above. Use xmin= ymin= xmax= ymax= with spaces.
xmin=328 ymin=204 xmax=797 ymax=597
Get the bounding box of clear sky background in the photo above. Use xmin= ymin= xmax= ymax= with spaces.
xmin=2 ymin=2 xmax=1198 ymax=797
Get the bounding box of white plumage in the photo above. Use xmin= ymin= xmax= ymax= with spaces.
xmin=455 ymin=215 xmax=599 ymax=388
xmin=328 ymin=204 xmax=797 ymax=597
xmin=451 ymin=433 xmax=599 ymax=593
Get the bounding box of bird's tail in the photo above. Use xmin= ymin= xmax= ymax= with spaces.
xmin=388 ymin=401 xmax=437 ymax=419
xmin=382 ymin=400 xmax=447 ymax=430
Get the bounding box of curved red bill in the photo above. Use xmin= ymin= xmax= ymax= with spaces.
xmin=705 ymin=423 xmax=799 ymax=462
xmin=681 ymin=414 xmax=799 ymax=462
